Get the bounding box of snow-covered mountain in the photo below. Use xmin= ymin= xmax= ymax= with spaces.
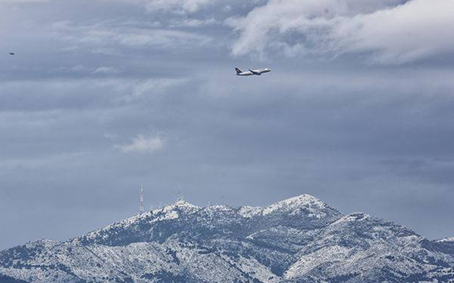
xmin=1 ymin=195 xmax=454 ymax=283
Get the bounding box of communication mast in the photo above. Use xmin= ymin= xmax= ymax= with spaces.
xmin=177 ymin=185 xmax=184 ymax=202
xmin=140 ymin=184 xmax=144 ymax=214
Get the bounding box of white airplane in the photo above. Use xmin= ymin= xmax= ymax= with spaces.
xmin=235 ymin=67 xmax=271 ymax=76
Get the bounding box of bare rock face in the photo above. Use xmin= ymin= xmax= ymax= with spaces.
xmin=1 ymin=195 xmax=453 ymax=283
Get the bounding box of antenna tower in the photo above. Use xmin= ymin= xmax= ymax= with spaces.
xmin=177 ymin=185 xmax=184 ymax=202
xmin=140 ymin=184 xmax=144 ymax=214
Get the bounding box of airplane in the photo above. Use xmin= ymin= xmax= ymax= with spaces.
xmin=9 ymin=52 xmax=14 ymax=56
xmin=235 ymin=67 xmax=271 ymax=76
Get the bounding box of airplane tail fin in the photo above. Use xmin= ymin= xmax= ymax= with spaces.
xmin=235 ymin=68 xmax=242 ymax=74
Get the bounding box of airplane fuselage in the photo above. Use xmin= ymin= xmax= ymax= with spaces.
xmin=235 ymin=68 xmax=271 ymax=76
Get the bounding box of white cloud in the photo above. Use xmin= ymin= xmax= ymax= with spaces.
xmin=92 ymin=66 xmax=118 ymax=75
xmin=337 ymin=0 xmax=454 ymax=63
xmin=115 ymin=134 xmax=165 ymax=154
xmin=228 ymin=0 xmax=454 ymax=64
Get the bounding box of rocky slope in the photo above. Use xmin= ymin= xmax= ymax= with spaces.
xmin=1 ymin=195 xmax=453 ymax=283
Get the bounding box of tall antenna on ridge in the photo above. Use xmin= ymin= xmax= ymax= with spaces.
xmin=177 ymin=184 xmax=184 ymax=202
xmin=140 ymin=183 xmax=144 ymax=214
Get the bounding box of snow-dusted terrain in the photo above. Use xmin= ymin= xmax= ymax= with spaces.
xmin=1 ymin=195 xmax=454 ymax=282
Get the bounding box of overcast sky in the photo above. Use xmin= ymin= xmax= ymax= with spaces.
xmin=1 ymin=0 xmax=454 ymax=250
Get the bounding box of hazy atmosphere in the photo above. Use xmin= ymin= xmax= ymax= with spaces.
xmin=1 ymin=0 xmax=454 ymax=250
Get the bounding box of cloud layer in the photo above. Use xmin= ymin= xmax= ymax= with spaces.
xmin=228 ymin=0 xmax=454 ymax=63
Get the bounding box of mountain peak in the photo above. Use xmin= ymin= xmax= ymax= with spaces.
xmin=281 ymin=194 xmax=325 ymax=205
xmin=263 ymin=194 xmax=329 ymax=216
xmin=162 ymin=199 xmax=199 ymax=212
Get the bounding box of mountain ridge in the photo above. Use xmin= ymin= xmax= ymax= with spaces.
xmin=1 ymin=194 xmax=453 ymax=283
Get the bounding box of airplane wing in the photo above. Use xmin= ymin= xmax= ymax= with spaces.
xmin=249 ymin=69 xmax=261 ymax=75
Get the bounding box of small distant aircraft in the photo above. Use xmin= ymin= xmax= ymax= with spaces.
xmin=235 ymin=67 xmax=271 ymax=76
xmin=9 ymin=52 xmax=15 ymax=56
